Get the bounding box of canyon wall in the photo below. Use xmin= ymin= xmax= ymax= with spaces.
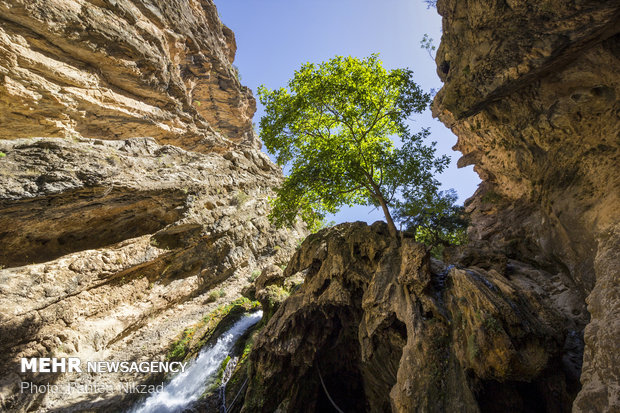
xmin=237 ymin=1 xmax=619 ymax=412
xmin=0 ymin=0 xmax=617 ymax=412
xmin=433 ymin=0 xmax=619 ymax=410
xmin=0 ymin=1 xmax=303 ymax=411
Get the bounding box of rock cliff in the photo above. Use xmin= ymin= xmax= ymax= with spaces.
xmin=238 ymin=222 xmax=585 ymax=412
xmin=235 ymin=0 xmax=619 ymax=412
xmin=0 ymin=0 xmax=257 ymax=150
xmin=0 ymin=1 xmax=303 ymax=411
xmin=433 ymin=0 xmax=619 ymax=410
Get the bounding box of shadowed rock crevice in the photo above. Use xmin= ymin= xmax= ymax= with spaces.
xmin=0 ymin=187 xmax=187 ymax=267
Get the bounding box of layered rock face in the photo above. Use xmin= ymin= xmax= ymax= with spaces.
xmin=0 ymin=1 xmax=303 ymax=411
xmin=433 ymin=0 xmax=619 ymax=411
xmin=0 ymin=0 xmax=257 ymax=150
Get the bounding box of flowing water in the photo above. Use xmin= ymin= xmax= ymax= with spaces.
xmin=129 ymin=311 xmax=262 ymax=413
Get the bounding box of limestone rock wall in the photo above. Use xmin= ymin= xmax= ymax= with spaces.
xmin=0 ymin=0 xmax=257 ymax=150
xmin=0 ymin=1 xmax=304 ymax=411
xmin=433 ymin=0 xmax=620 ymax=411
xmin=239 ymin=223 xmax=585 ymax=413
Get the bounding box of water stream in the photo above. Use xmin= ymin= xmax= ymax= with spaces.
xmin=129 ymin=311 xmax=262 ymax=413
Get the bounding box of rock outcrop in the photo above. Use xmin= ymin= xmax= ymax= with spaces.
xmin=0 ymin=1 xmax=303 ymax=411
xmin=237 ymin=1 xmax=619 ymax=412
xmin=239 ymin=223 xmax=585 ymax=412
xmin=432 ymin=0 xmax=619 ymax=411
xmin=0 ymin=0 xmax=257 ymax=150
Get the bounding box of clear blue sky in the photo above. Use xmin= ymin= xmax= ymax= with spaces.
xmin=214 ymin=0 xmax=480 ymax=226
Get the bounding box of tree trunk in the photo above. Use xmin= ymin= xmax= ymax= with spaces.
xmin=378 ymin=197 xmax=398 ymax=238
xmin=364 ymin=172 xmax=398 ymax=239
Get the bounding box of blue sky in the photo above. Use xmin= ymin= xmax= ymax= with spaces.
xmin=214 ymin=0 xmax=480 ymax=226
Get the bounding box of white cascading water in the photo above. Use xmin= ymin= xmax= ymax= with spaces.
xmin=129 ymin=311 xmax=263 ymax=413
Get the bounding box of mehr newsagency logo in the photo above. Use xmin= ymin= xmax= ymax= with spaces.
xmin=19 ymin=357 xmax=187 ymax=395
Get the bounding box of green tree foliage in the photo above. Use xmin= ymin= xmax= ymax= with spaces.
xmin=398 ymin=189 xmax=469 ymax=255
xmin=420 ymin=34 xmax=437 ymax=59
xmin=258 ymin=54 xmax=453 ymax=239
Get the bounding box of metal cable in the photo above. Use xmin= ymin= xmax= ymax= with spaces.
xmin=317 ymin=363 xmax=345 ymax=413
xmin=225 ymin=376 xmax=249 ymax=413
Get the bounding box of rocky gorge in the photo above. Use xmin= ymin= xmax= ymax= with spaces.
xmin=0 ymin=0 xmax=303 ymax=411
xmin=0 ymin=0 xmax=618 ymax=413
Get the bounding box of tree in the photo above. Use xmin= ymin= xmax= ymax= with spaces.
xmin=396 ymin=189 xmax=469 ymax=255
xmin=258 ymin=54 xmax=449 ymax=238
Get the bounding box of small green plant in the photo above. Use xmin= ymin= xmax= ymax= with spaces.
xmin=0 ymin=152 xmax=6 ymax=157
xmin=467 ymin=335 xmax=479 ymax=361
xmin=420 ymin=34 xmax=436 ymax=59
xmin=206 ymin=291 xmax=218 ymax=303
xmin=232 ymin=64 xmax=242 ymax=81
xmin=168 ymin=327 xmax=196 ymax=360
xmin=214 ymin=355 xmax=232 ymax=387
xmin=234 ymin=190 xmax=250 ymax=206
xmin=483 ymin=316 xmax=503 ymax=334
xmin=206 ymin=288 xmax=227 ymax=303
xmin=240 ymin=337 xmax=254 ymax=363
xmin=248 ymin=270 xmax=261 ymax=282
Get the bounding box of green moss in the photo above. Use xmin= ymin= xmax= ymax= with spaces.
xmin=167 ymin=298 xmax=260 ymax=361
xmin=481 ymin=190 xmax=503 ymax=204
xmin=202 ymin=297 xmax=260 ymax=324
xmin=234 ymin=190 xmax=250 ymax=206
xmin=483 ymin=315 xmax=503 ymax=335
xmin=216 ymin=356 xmax=231 ymax=385
xmin=206 ymin=288 xmax=227 ymax=303
xmin=467 ymin=334 xmax=480 ymax=361
xmin=167 ymin=327 xmax=196 ymax=360
xmin=0 ymin=152 xmax=6 ymax=158
xmin=248 ymin=270 xmax=261 ymax=282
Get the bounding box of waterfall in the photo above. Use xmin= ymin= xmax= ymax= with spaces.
xmin=129 ymin=311 xmax=262 ymax=413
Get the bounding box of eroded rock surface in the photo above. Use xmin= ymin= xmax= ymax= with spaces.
xmin=0 ymin=137 xmax=303 ymax=412
xmin=240 ymin=223 xmax=585 ymax=412
xmin=0 ymin=0 xmax=257 ymax=150
xmin=432 ymin=0 xmax=619 ymax=411
xmin=0 ymin=1 xmax=304 ymax=411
